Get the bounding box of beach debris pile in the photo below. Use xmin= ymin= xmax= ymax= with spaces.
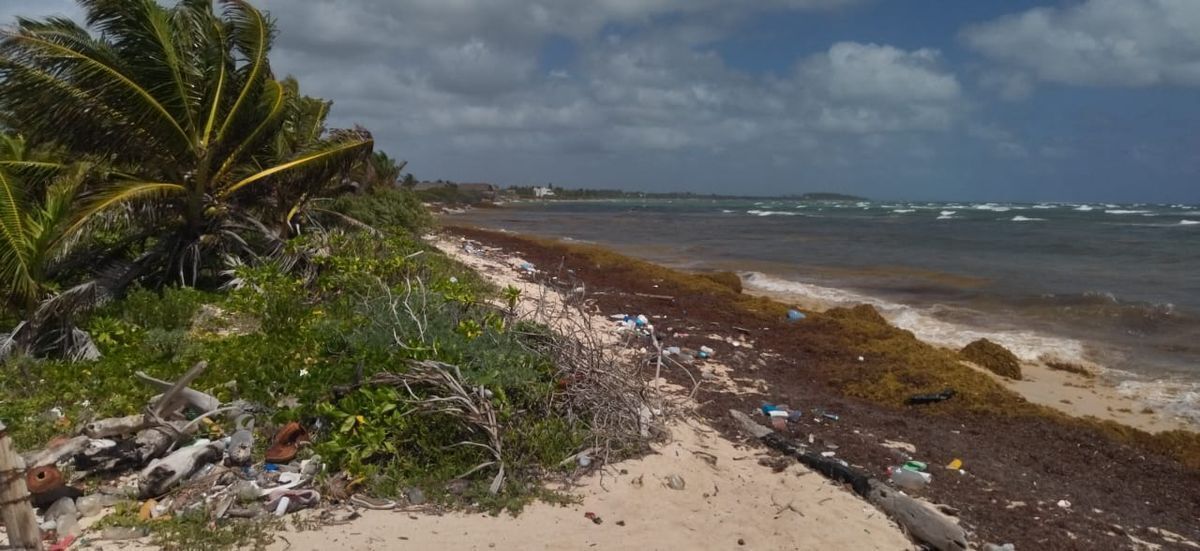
xmin=8 ymin=361 xmax=375 ymax=547
xmin=729 ymin=410 xmax=971 ymax=551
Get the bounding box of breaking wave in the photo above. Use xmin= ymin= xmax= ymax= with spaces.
xmin=740 ymin=271 xmax=1088 ymax=363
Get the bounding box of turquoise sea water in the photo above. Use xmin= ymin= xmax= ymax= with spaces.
xmin=449 ymin=198 xmax=1200 ymax=421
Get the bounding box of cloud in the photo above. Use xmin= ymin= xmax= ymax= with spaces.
xmin=963 ymin=0 xmax=1200 ymax=89
xmin=3 ymin=0 xmax=979 ymax=197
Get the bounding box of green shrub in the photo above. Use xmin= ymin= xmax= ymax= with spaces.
xmin=332 ymin=188 xmax=433 ymax=235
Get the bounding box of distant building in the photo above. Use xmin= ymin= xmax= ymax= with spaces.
xmin=534 ymin=186 xmax=555 ymax=198
xmin=458 ymin=183 xmax=498 ymax=200
xmin=413 ymin=181 xmax=449 ymax=191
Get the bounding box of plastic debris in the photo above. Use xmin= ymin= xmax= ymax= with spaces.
xmin=405 ymin=487 xmax=427 ymax=505
xmin=268 ymin=489 xmax=321 ymax=515
xmin=821 ymin=412 xmax=839 ymax=422
xmin=349 ymin=494 xmax=396 ymax=510
xmin=584 ymin=511 xmax=603 ymax=525
xmin=786 ymin=309 xmax=806 ymax=321
xmin=76 ymin=495 xmax=103 ymax=517
xmin=902 ymin=461 xmax=928 ymax=472
xmin=666 ymin=474 xmax=686 ymax=490
xmin=905 ymin=389 xmax=956 ymax=406
xmin=946 ymin=458 xmax=963 ymax=470
xmin=1057 ymin=500 xmax=1071 ymax=508
xmin=889 ymin=466 xmax=931 ymax=490
xmin=47 ymin=497 xmax=80 ymax=538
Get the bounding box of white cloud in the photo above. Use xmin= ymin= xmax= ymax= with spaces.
xmin=963 ymin=0 xmax=1200 ymax=89
xmin=3 ymin=0 xmax=975 ymax=196
xmin=796 ymin=42 xmax=962 ymax=133
xmin=804 ymin=42 xmax=961 ymax=103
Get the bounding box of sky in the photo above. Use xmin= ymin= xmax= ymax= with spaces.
xmin=3 ymin=0 xmax=1200 ymax=202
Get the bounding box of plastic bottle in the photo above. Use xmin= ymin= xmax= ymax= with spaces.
xmin=76 ymin=495 xmax=103 ymax=517
xmin=889 ymin=466 xmax=931 ymax=490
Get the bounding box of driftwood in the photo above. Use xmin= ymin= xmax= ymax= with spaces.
xmin=22 ymin=435 xmax=89 ymax=469
xmin=84 ymin=414 xmax=150 ymax=439
xmin=138 ymin=361 xmax=220 ymax=416
xmin=74 ymin=439 xmax=141 ymax=473
xmin=133 ymin=421 xmax=196 ymax=463
xmin=138 ymin=440 xmax=226 ymax=498
xmin=226 ymin=428 xmax=254 ymax=466
xmin=0 ymin=421 xmax=43 ymax=551
xmin=728 ymin=410 xmax=968 ymax=551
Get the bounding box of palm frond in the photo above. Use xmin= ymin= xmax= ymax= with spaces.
xmin=218 ymin=130 xmax=374 ymax=198
xmin=216 ymin=0 xmax=275 ymax=144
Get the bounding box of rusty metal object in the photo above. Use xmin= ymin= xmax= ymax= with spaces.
xmin=26 ymin=465 xmax=64 ymax=494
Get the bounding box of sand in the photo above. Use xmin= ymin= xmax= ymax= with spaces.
xmin=976 ymin=361 xmax=1193 ymax=433
xmin=269 ymin=418 xmax=911 ymax=551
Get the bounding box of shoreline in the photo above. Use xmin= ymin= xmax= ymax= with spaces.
xmin=439 ymin=224 xmax=1200 ymax=549
xmin=444 ymin=209 xmax=1200 ymax=433
xmin=742 ymin=281 xmax=1196 ymax=434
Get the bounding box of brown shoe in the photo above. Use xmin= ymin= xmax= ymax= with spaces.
xmin=265 ymin=422 xmax=309 ymax=464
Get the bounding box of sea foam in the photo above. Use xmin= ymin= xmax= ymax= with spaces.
xmin=740 ymin=271 xmax=1088 ymax=363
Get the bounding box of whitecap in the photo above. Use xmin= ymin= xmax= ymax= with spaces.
xmin=937 ymin=210 xmax=957 ymax=220
xmin=892 ymin=209 xmax=915 ymax=214
xmin=741 ymin=272 xmax=1088 ymax=364
xmin=746 ymin=210 xmax=799 ymax=217
xmin=1181 ymin=220 xmax=1200 ymax=226
xmin=1074 ymin=205 xmax=1095 ymax=211
xmin=1011 ymin=215 xmax=1045 ymax=222
xmin=1105 ymin=209 xmax=1151 ymax=215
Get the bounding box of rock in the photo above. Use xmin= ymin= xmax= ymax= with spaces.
xmin=445 ymin=479 xmax=470 ymax=495
xmin=405 ymin=487 xmax=427 ymax=505
xmin=961 ymin=339 xmax=1023 ymax=379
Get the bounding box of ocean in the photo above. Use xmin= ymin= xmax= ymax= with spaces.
xmin=447 ymin=199 xmax=1200 ymax=422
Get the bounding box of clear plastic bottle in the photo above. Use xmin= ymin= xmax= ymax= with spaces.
xmin=76 ymin=494 xmax=103 ymax=517
xmin=889 ymin=466 xmax=930 ymax=490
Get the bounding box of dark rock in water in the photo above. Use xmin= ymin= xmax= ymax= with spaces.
xmin=961 ymin=339 xmax=1022 ymax=380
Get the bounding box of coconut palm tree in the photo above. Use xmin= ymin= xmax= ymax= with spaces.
xmin=0 ymin=0 xmax=374 ymax=285
xmin=0 ymin=138 xmax=111 ymax=358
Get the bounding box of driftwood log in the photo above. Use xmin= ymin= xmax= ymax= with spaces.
xmin=133 ymin=421 xmax=196 ymax=464
xmin=21 ymin=435 xmax=89 ymax=469
xmin=138 ymin=440 xmax=226 ymax=498
xmin=138 ymin=361 xmax=220 ymax=417
xmin=729 ymin=410 xmax=968 ymax=551
xmin=0 ymin=421 xmax=43 ymax=551
xmin=84 ymin=414 xmax=150 ymax=439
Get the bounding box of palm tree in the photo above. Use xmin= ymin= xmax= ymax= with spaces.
xmin=0 ymin=0 xmax=374 ymax=285
xmin=0 ymin=137 xmax=110 ymax=358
